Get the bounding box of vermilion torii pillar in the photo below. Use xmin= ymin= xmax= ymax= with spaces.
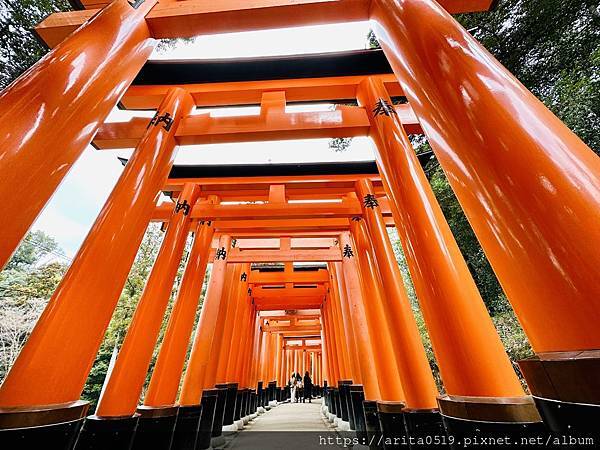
xmin=371 ymin=0 xmax=600 ymax=353
xmin=371 ymin=0 xmax=600 ymax=433
xmin=0 ymin=87 xmax=193 ymax=444
xmin=328 ymin=263 xmax=362 ymax=385
xmin=337 ymin=232 xmax=381 ymax=402
xmin=357 ymin=77 xmax=537 ymax=432
xmin=179 ymin=235 xmax=232 ymax=405
xmin=95 ymin=183 xmax=200 ymax=420
xmin=347 ymin=221 xmax=405 ymax=403
xmin=144 ymin=212 xmax=216 ymax=407
xmin=0 ymin=0 xmax=157 ymax=270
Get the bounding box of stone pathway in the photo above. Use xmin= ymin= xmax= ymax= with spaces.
xmin=225 ymin=401 xmax=339 ymax=449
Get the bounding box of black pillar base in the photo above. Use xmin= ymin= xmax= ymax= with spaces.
xmin=268 ymin=381 xmax=277 ymax=403
xmin=519 ymin=351 xmax=600 ymax=436
xmin=256 ymin=381 xmax=264 ymax=408
xmin=338 ymin=380 xmax=353 ymax=427
xmin=74 ymin=414 xmax=139 ymax=450
xmin=196 ymin=389 xmax=218 ymax=450
xmin=249 ymin=391 xmax=257 ymax=414
xmin=171 ymin=405 xmax=202 ymax=450
xmin=222 ymin=383 xmax=238 ymax=426
xmin=212 ymin=384 xmax=228 ymax=438
xmin=377 ymin=401 xmax=406 ymax=449
xmin=438 ymin=395 xmax=545 ymax=449
xmin=350 ymin=385 xmax=367 ymax=444
xmin=234 ymin=389 xmax=243 ymax=421
xmin=402 ymin=409 xmax=445 ymax=449
xmin=363 ymin=400 xmax=383 ymax=450
xmin=330 ymin=388 xmax=338 ymax=417
xmin=240 ymin=389 xmax=249 ymax=418
xmin=0 ymin=400 xmax=89 ymax=450
xmin=131 ymin=405 xmax=178 ymax=450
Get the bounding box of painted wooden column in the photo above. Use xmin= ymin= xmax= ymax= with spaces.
xmin=371 ymin=0 xmax=600 ymax=433
xmin=371 ymin=0 xmax=600 ymax=354
xmin=215 ymin=265 xmax=243 ymax=384
xmin=0 ymin=88 xmax=193 ymax=444
xmin=179 ymin=235 xmax=232 ymax=405
xmin=328 ymin=262 xmax=362 ymax=384
xmin=0 ymin=0 xmax=158 ymax=269
xmin=349 ymin=219 xmax=405 ymax=402
xmin=144 ymin=215 xmax=216 ymax=407
xmin=96 ymin=183 xmax=200 ymax=417
xmin=337 ymin=232 xmax=381 ymax=401
xmin=204 ymin=264 xmax=237 ymax=389
xmin=357 ymin=76 xmax=538 ymax=432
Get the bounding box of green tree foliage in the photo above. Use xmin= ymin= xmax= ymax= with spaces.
xmin=0 ymin=0 xmax=71 ymax=89
xmin=0 ymin=231 xmax=69 ymax=380
xmin=457 ymin=0 xmax=600 ymax=154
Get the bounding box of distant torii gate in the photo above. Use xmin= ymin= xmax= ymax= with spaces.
xmin=1 ymin=0 xmax=600 ymax=448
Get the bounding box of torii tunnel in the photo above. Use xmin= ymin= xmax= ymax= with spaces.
xmin=1 ymin=0 xmax=600 ymax=448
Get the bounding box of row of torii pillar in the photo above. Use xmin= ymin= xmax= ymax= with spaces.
xmin=0 ymin=0 xmax=600 ymax=448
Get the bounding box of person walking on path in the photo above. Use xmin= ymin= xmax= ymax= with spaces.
xmin=289 ymin=373 xmax=297 ymax=403
xmin=302 ymin=371 xmax=313 ymax=403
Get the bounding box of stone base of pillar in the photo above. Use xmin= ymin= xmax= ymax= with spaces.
xmin=249 ymin=412 xmax=258 ymax=420
xmin=402 ymin=408 xmax=445 ymax=449
xmin=220 ymin=423 xmax=238 ymax=435
xmin=132 ymin=405 xmax=178 ymax=450
xmin=210 ymin=435 xmax=226 ymax=449
xmin=0 ymin=400 xmax=89 ymax=450
xmin=349 ymin=385 xmax=367 ymax=444
xmin=234 ymin=419 xmax=244 ymax=430
xmin=363 ymin=400 xmax=382 ymax=450
xmin=212 ymin=385 xmax=228 ymax=438
xmin=519 ymin=351 xmax=600 ymax=435
xmin=257 ymin=406 xmax=266 ymax=414
xmin=337 ymin=419 xmax=351 ymax=431
xmin=327 ymin=412 xmax=335 ymax=422
xmin=438 ymin=395 xmax=545 ymax=448
xmin=376 ymin=401 xmax=406 ymax=450
xmin=196 ymin=389 xmax=218 ymax=450
xmin=268 ymin=400 xmax=278 ymax=407
xmin=74 ymin=414 xmax=139 ymax=450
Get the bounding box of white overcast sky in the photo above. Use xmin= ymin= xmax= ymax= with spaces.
xmin=33 ymin=22 xmax=377 ymax=257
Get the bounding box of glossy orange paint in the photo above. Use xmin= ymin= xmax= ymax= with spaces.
xmin=329 ymin=263 xmax=362 ymax=384
xmin=144 ymin=218 xmax=215 ymax=407
xmin=179 ymin=234 xmax=232 ymax=405
xmin=97 ymin=182 xmax=200 ymax=417
xmin=94 ymin=104 xmax=371 ymax=149
xmin=0 ymin=87 xmax=193 ymax=408
xmin=319 ymin=316 xmax=331 ymax=385
xmin=357 ymin=77 xmax=524 ymax=398
xmin=337 ymin=232 xmax=381 ymax=401
xmin=327 ymin=289 xmax=350 ymax=381
xmin=0 ymin=0 xmax=156 ymax=271
xmin=215 ymin=265 xmax=243 ymax=383
xmin=356 ymin=180 xmax=438 ymax=409
xmin=121 ymin=75 xmax=403 ymax=109
xmin=205 ymin=264 xmax=237 ymax=387
xmin=224 ymin=266 xmax=251 ymax=382
xmin=36 ymin=0 xmax=493 ymax=47
xmin=321 ymin=303 xmax=339 ymax=385
xmin=371 ymin=0 xmax=600 ymax=352
xmin=350 ymin=219 xmax=405 ymax=402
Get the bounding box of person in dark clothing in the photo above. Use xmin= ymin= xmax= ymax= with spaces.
xmin=303 ymin=371 xmax=313 ymax=403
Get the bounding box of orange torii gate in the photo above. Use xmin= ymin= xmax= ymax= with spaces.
xmin=0 ymin=0 xmax=599 ymax=448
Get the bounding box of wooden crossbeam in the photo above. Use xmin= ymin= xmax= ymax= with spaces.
xmin=94 ymin=104 xmax=420 ymax=149
xmin=223 ymin=248 xmax=341 ymax=262
xmin=253 ymin=285 xmax=326 ymax=298
xmin=190 ymin=200 xmax=361 ymax=221
xmin=249 ymin=270 xmax=329 ymax=284
xmin=122 ymin=75 xmax=403 ymax=109
xmin=35 ymin=0 xmax=495 ymax=48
